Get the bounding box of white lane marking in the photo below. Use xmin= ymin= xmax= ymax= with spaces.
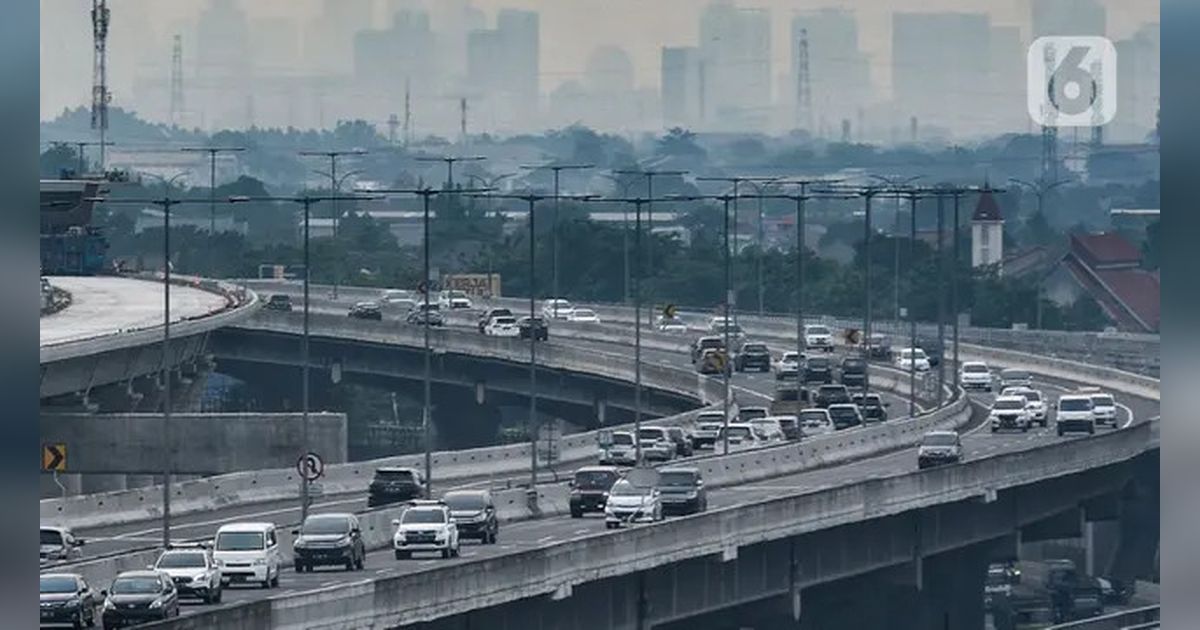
xmin=536 ymin=535 xmax=557 ymax=544
xmin=573 ymin=528 xmax=589 ymax=535
xmin=1118 ymin=403 xmax=1134 ymax=429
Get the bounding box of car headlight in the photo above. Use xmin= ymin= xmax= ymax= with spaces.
xmin=192 ymin=574 xmax=209 ymax=584
xmin=149 ymin=599 xmax=163 ymax=609
xmin=103 ymin=599 xmax=115 ymax=611
xmin=252 ymin=558 xmax=266 ymax=566
xmin=293 ymin=539 xmax=307 ymax=548
xmin=65 ymin=597 xmax=81 ymax=609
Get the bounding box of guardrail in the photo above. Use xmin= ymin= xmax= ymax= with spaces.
xmin=39 ymin=275 xmax=259 ymax=364
xmin=1044 ymin=605 xmax=1160 ymax=629
xmin=140 ymin=409 xmax=1150 ymax=630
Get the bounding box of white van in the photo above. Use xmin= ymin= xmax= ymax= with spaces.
xmin=212 ymin=522 xmax=282 ymax=588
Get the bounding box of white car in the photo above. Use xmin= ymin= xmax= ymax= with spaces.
xmin=715 ymin=423 xmax=765 ymax=451
xmin=604 ymin=478 xmax=663 ymax=528
xmin=959 ymin=361 xmax=993 ymax=391
xmin=1002 ymin=387 xmax=1048 ymax=427
xmin=437 ymin=290 xmax=473 ymax=310
xmin=750 ymin=417 xmax=788 ymax=442
xmin=804 ymin=325 xmax=834 ymax=352
xmin=657 ymin=316 xmax=688 ymax=332
xmin=690 ymin=410 xmax=727 ymax=450
xmin=542 ymin=298 xmax=574 ymax=320
xmin=895 ymin=347 xmax=931 ymax=372
xmin=212 ymin=522 xmax=282 ymax=588
xmin=999 ymin=368 xmax=1034 ymax=390
xmin=798 ymin=409 xmax=834 ymax=436
xmin=917 ymin=430 xmax=963 ymax=469
xmin=599 ymin=431 xmax=638 ymax=466
xmin=989 ymin=396 xmax=1032 ymax=433
xmin=379 ymin=289 xmax=411 ymax=304
xmin=636 ymin=426 xmax=675 ymax=462
xmin=484 ymin=316 xmax=520 ymax=337
xmin=153 ymin=545 xmax=223 ymax=603
xmin=392 ymin=501 xmax=460 ymax=559
xmin=775 ymin=351 xmax=803 ymax=380
xmin=1055 ymin=395 xmax=1097 ymax=436
xmin=568 ymin=308 xmax=600 ymax=323
xmin=708 ymin=315 xmax=733 ymax=333
xmin=1081 ymin=389 xmax=1118 ymax=427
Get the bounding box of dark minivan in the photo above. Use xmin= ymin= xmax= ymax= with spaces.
xmin=814 ymin=384 xmax=851 ymax=408
xmin=367 ymin=467 xmax=427 ymax=507
xmin=803 ymin=356 xmax=833 ymax=384
xmin=839 ymin=357 xmax=867 ymax=388
xmin=570 ymin=466 xmax=621 ymax=517
xmin=292 ymin=513 xmax=366 ymax=572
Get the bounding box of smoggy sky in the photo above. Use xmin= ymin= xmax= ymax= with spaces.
xmin=40 ymin=0 xmax=1158 ymax=121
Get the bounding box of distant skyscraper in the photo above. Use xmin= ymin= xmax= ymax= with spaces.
xmin=892 ymin=12 xmax=991 ymax=140
xmin=497 ymin=9 xmax=540 ymax=113
xmin=304 ymin=0 xmax=373 ymax=75
xmin=467 ymin=9 xmax=539 ymax=131
xmin=1031 ymin=0 xmax=1106 ymax=38
xmin=251 ymin=18 xmax=301 ymax=75
xmin=354 ymin=9 xmax=435 ymax=89
xmin=196 ymin=0 xmax=250 ymax=82
xmin=790 ymin=9 xmax=870 ymax=138
xmin=699 ymin=1 xmax=771 ymax=130
xmin=661 ymin=46 xmax=703 ymax=128
xmin=1114 ymin=23 xmax=1160 ymax=142
xmin=988 ymin=25 xmax=1025 ymax=134
xmin=586 ymin=46 xmax=635 ymax=95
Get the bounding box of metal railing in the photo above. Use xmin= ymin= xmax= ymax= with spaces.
xmin=1044 ymin=605 xmax=1160 ymax=630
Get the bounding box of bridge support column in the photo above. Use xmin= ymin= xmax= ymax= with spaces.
xmin=917 ymin=542 xmax=988 ymax=630
xmin=595 ymin=394 xmax=607 ymax=426
xmin=796 ymin=566 xmax=922 ymax=630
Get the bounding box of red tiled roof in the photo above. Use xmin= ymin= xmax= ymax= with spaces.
xmin=972 ymin=190 xmax=1003 ymax=222
xmin=1095 ymin=268 xmax=1160 ymax=331
xmin=1070 ymin=232 xmax=1141 ymax=266
xmin=1062 ymin=257 xmax=1142 ymax=331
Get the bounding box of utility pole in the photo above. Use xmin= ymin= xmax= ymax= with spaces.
xmin=182 ymin=146 xmax=245 ymax=278
xmin=169 ymin=34 xmax=184 ymax=127
xmin=298 ymin=149 xmax=367 ymax=298
xmin=415 ymin=155 xmax=487 ymax=190
xmin=522 ymin=163 xmax=595 ymax=316
xmin=404 ymin=78 xmax=413 ymax=147
xmin=91 ymin=0 xmax=111 ymax=172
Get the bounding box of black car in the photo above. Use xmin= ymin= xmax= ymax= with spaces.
xmin=101 ymin=570 xmax=179 ymax=628
xmin=264 ymin=294 xmax=293 ymax=312
xmin=866 ymin=334 xmax=892 ymax=360
xmin=367 ymin=467 xmax=427 ymax=507
xmin=40 ymin=573 xmax=98 ymax=628
xmin=348 ymin=302 xmax=383 ymax=320
xmin=853 ymin=393 xmax=889 ymax=422
xmin=292 ymin=513 xmax=366 ymax=572
xmin=658 ymin=467 xmax=708 ymax=516
xmin=518 ymin=316 xmax=549 ymax=340
xmin=917 ymin=339 xmax=943 ymax=367
xmin=803 ymin=356 xmax=833 ymax=384
xmin=443 ymin=490 xmax=499 ymax=543
xmin=665 ymin=426 xmax=693 ymax=458
xmin=738 ymin=406 xmax=769 ymax=423
xmin=569 ymin=466 xmax=621 ymax=517
xmin=827 ymin=404 xmax=864 ymax=430
xmin=478 ymin=308 xmax=513 ymax=333
xmin=406 ymin=308 xmax=445 ymax=326
xmin=734 ymin=342 xmax=772 ymax=372
xmin=839 ymin=357 xmax=868 ymax=388
xmin=814 ymin=384 xmax=851 ymax=408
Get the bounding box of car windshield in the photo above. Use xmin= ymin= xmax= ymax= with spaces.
xmin=215 ymin=531 xmax=264 ymax=551
xmin=40 ymin=576 xmax=77 ymax=593
xmin=444 ymin=493 xmax=487 ymax=511
xmin=612 ymin=433 xmax=634 ymax=445
xmin=402 ymin=508 xmax=446 ymax=524
xmin=375 ymin=470 xmax=415 ymax=483
xmin=1060 ymin=398 xmax=1093 ymax=411
xmin=638 ymin=428 xmax=666 ymax=441
xmin=808 ymin=358 xmax=829 ymax=368
xmin=717 ymin=323 xmax=743 ymax=333
xmin=1002 ymin=370 xmax=1030 ymax=380
xmin=922 ymin=433 xmax=958 ymax=447
xmin=493 ymin=317 xmax=517 ymax=325
xmin=994 ymin=399 xmax=1025 ymax=410
xmin=269 ymin=295 xmax=289 ymax=303
xmin=862 ymin=396 xmax=882 ymax=406
xmin=489 ymin=309 xmax=512 ymax=317
xmin=659 ymin=471 xmax=697 ymax=487
xmin=1020 ymin=391 xmax=1042 ymax=402
xmin=301 ymin=516 xmax=350 ymax=535
xmin=574 ymin=470 xmax=618 ymax=489
xmin=782 ymin=353 xmax=799 ymax=361
xmin=987 ymin=570 xmax=1009 ymax=586
xmin=157 ymin=551 xmax=206 ymax=568
xmin=1092 ymin=395 xmax=1114 ymax=407
xmin=740 ymin=408 xmax=767 ymax=421
xmin=819 ymin=386 xmax=845 ymax=394
xmin=610 ymin=480 xmax=652 ymax=496
xmin=807 ymin=326 xmax=830 ymax=335
xmin=721 ymin=426 xmax=752 ymax=439
xmin=40 ymin=529 xmax=63 ymax=545
xmin=964 ymin=364 xmax=988 ymax=373
xmin=902 ymin=349 xmax=927 ymax=359
xmin=450 ymin=291 xmax=467 ymax=298
xmin=829 ymin=406 xmax=857 ymax=418
xmin=111 ymin=577 xmax=162 ymax=594
xmin=799 ymin=411 xmax=829 ymax=424
xmin=842 ymin=359 xmax=865 ymax=369
xmin=743 ymin=344 xmax=768 ymax=353
xmin=574 ymin=309 xmax=596 ymax=317
xmin=699 ymin=338 xmax=723 ymax=348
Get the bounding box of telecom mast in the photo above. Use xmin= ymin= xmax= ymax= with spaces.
xmin=91 ymin=0 xmax=111 ymax=171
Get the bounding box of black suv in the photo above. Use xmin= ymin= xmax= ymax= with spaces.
xmin=292 ymin=513 xmax=366 ymax=572
xmin=839 ymin=357 xmax=867 ymax=388
xmin=814 ymin=384 xmax=851 ymax=408
xmin=569 ymin=466 xmax=621 ymax=517
xmin=443 ymin=490 xmax=499 ymax=544
xmin=478 ymin=308 xmax=513 ymax=333
xmin=518 ymin=316 xmax=549 ymax=340
xmin=665 ymin=426 xmax=693 ymax=458
xmin=853 ymin=393 xmax=888 ymax=422
xmin=264 ymin=294 xmax=293 ymax=312
xmin=803 ymin=356 xmax=833 ymax=384
xmin=348 ymin=302 xmax=383 ymax=320
xmin=734 ymin=342 xmax=772 ymax=372
xmin=367 ymin=467 xmax=426 ymax=507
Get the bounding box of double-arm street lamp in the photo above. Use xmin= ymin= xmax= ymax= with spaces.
xmin=415 ymin=155 xmax=487 ymax=189
xmin=695 ymin=176 xmax=777 ymax=322
xmin=868 ymin=174 xmax=925 ymax=322
xmin=181 ymin=146 xmax=246 ymax=278
xmin=299 ymin=150 xmax=368 ymax=300
xmin=612 ymin=168 xmax=688 ymax=316
xmin=522 ymin=164 xmax=595 ymax=316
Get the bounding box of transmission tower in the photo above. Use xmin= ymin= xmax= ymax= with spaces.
xmin=169 ymin=34 xmax=184 ymax=127
xmin=91 ymin=0 xmax=111 ymax=171
xmin=403 ymin=77 xmax=412 ymax=146
xmin=460 ymin=97 xmax=468 ymax=146
xmin=795 ymin=28 xmax=812 ymax=133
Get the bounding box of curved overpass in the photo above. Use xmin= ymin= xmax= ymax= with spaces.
xmin=43 ymin=286 xmax=1158 ymax=629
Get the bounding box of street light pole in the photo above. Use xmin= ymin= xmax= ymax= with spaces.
xmin=613 ymin=168 xmax=688 ymax=315
xmin=526 ymin=196 xmax=539 ymax=484
xmin=182 ymin=146 xmax=245 ymax=278
xmin=522 ymin=164 xmax=594 ymax=317
xmin=417 ymin=155 xmax=487 ymax=190
xmin=908 ymin=193 xmax=918 ymax=416
xmin=299 ymin=150 xmax=367 ymax=299
xmin=721 ymin=195 xmax=732 ymax=456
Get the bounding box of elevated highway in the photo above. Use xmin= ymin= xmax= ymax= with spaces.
xmin=42 ymin=284 xmax=1158 ymax=630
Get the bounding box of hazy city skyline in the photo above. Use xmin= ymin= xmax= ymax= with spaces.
xmin=41 ymin=0 xmax=1158 ymax=140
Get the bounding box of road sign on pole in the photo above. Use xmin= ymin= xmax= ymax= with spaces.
xmin=42 ymin=444 xmax=67 ymax=472
xmin=663 ymin=304 xmax=678 ymax=319
xmin=297 ymin=452 xmax=324 ymax=481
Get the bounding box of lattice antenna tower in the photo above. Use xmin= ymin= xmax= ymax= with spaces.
xmin=795 ymin=28 xmax=813 ymax=133
xmin=91 ymin=0 xmax=111 ymax=170
xmin=169 ymin=34 xmax=184 ymax=127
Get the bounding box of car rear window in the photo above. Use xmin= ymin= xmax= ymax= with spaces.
xmin=1060 ymin=398 xmax=1093 ymax=411
xmin=808 ymin=358 xmax=830 ymax=368
xmin=1092 ymin=395 xmax=1114 ymax=407
xmin=375 ymin=469 xmax=416 ymax=483
xmin=574 ymin=470 xmax=618 ymax=489
xmin=40 ymin=529 xmax=63 ymax=545
xmin=612 ymin=433 xmax=634 ymax=445
xmin=963 ymin=364 xmax=988 ymax=373
xmin=659 ymin=471 xmax=697 ymax=487
xmin=921 ymin=433 xmax=958 ymax=447
xmin=994 ymin=399 xmax=1025 ymax=410
xmin=743 ymin=344 xmax=768 ymax=353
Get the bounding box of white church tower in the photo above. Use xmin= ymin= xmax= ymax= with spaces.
xmin=971 ymin=188 xmax=1005 ymax=270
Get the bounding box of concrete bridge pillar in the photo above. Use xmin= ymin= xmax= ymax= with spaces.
xmin=917 ymin=543 xmax=988 ymax=630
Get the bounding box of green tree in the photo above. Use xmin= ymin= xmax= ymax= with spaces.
xmin=1141 ymin=220 xmax=1160 ymax=270
xmin=40 ymin=145 xmax=82 ymax=178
